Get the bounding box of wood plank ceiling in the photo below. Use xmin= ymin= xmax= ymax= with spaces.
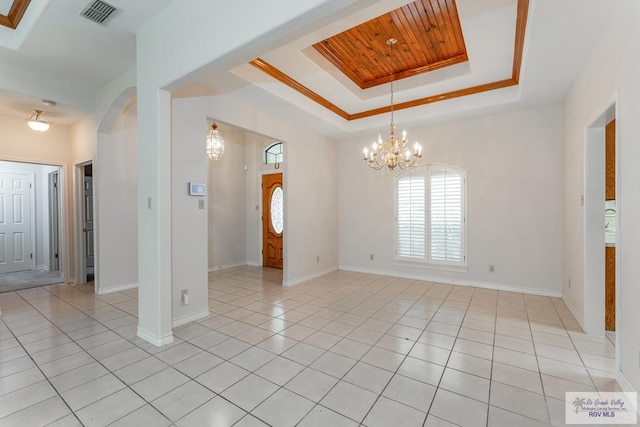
xmin=0 ymin=0 xmax=31 ymax=29
xmin=251 ymin=0 xmax=530 ymax=121
xmin=313 ymin=0 xmax=468 ymax=89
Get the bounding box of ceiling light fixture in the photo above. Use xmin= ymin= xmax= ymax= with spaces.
xmin=206 ymin=122 xmax=225 ymax=161
xmin=363 ymin=38 xmax=422 ymax=170
xmin=26 ymin=110 xmax=51 ymax=132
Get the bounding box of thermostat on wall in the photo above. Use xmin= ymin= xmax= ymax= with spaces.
xmin=189 ymin=182 xmax=206 ymax=196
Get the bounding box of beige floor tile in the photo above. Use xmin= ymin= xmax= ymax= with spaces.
xmin=209 ymin=338 xmax=252 ymax=360
xmin=221 ymin=374 xmax=278 ymax=411
xmin=49 ymin=362 xmax=109 ymax=393
xmin=152 ymin=381 xmax=215 ymax=422
xmin=252 ymin=388 xmax=315 ymax=427
xmin=492 ymin=362 xmax=543 ymax=394
xmin=281 ymin=342 xmax=325 ymax=365
xmin=311 ymin=351 xmax=357 ymax=378
xmin=195 ymin=361 xmax=250 ymax=393
xmin=492 ymin=346 xmax=539 ymax=372
xmin=175 ymin=395 xmax=245 ymax=426
xmin=447 ymin=351 xmax=492 ymax=379
xmin=363 ymin=396 xmax=427 ymax=427
xmin=343 ymin=361 xmax=394 ymax=393
xmin=255 ymin=356 xmax=305 ymax=385
xmin=61 ymin=373 xmax=126 ymax=411
xmin=429 ymin=388 xmax=488 ymax=427
xmin=0 ymin=268 xmax=614 ymax=427
xmin=0 ymin=366 xmax=46 ymax=397
xmin=453 ymin=337 xmax=494 ymax=360
xmin=286 ymin=364 xmax=336 ymax=398
xmin=298 ymin=405 xmax=358 ymax=427
xmin=439 ymin=368 xmax=490 ymax=403
xmin=75 ymin=388 xmax=145 ymax=427
xmin=113 ymin=356 xmax=168 ymax=385
xmin=130 ymin=367 xmax=189 ymax=402
xmin=488 ymin=405 xmax=551 ymax=427
xmin=110 ymin=404 xmax=171 ymax=427
xmin=490 ymin=381 xmax=549 ymax=422
xmin=320 ymin=380 xmax=378 ymax=423
xmin=382 ymin=373 xmax=437 ymax=412
xmin=0 ymin=395 xmax=70 ymax=427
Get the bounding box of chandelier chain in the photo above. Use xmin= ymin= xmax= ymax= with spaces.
xmin=361 ymin=37 xmax=423 ymax=171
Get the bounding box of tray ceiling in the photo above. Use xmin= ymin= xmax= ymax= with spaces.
xmin=312 ymin=0 xmax=468 ymax=90
xmin=0 ymin=0 xmax=30 ymax=29
xmin=243 ymin=0 xmax=528 ymax=122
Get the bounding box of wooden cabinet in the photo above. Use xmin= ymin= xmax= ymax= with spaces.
xmin=605 ymin=246 xmax=615 ymax=331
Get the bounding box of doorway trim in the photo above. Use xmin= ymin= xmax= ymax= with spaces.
xmin=0 ymin=157 xmax=69 ymax=283
xmin=74 ymin=160 xmax=97 ymax=287
xmin=583 ymin=90 xmax=620 ymax=370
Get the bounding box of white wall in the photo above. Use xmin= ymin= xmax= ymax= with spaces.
xmin=171 ymin=98 xmax=211 ymax=326
xmin=562 ymin=0 xmax=640 ymax=392
xmin=339 ymin=105 xmax=564 ymax=295
xmin=0 ymin=114 xmax=72 ymax=281
xmin=171 ymin=95 xmax=339 ymax=292
xmin=208 ymin=125 xmax=247 ymax=271
xmin=95 ymin=99 xmax=138 ymax=293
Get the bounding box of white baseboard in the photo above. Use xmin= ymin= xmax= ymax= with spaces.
xmin=284 ymin=266 xmax=338 ymax=287
xmin=136 ymin=327 xmax=174 ymax=347
xmin=617 ymin=371 xmax=640 ymax=418
xmin=208 ymin=262 xmax=247 ymax=272
xmin=173 ymin=309 xmax=210 ymax=328
xmin=338 ymin=265 xmax=562 ymax=297
xmin=562 ymin=294 xmax=585 ymax=331
xmin=97 ymin=282 xmax=138 ymax=295
xmin=247 ymin=261 xmax=261 ymax=267
xmin=36 ymin=265 xmax=49 ymax=271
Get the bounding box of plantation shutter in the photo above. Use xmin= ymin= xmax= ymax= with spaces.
xmin=429 ymin=168 xmax=463 ymax=263
xmin=396 ymin=172 xmax=426 ymax=259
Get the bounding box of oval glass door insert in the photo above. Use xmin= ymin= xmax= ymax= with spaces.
xmin=270 ymin=187 xmax=283 ymax=234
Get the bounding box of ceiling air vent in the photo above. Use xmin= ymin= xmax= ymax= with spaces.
xmin=80 ymin=0 xmax=119 ymax=26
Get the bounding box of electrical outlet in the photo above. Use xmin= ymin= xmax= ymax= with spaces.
xmin=198 ymin=199 xmax=205 ymax=209
xmin=181 ymin=289 xmax=189 ymax=305
xmin=568 ymin=278 xmax=572 ymax=289
xmin=489 ymin=264 xmax=495 ymax=273
xmin=316 ymin=256 xmax=320 ymax=263
xmin=370 ymin=254 xmax=374 ymax=261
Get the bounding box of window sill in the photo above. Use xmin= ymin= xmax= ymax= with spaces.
xmin=393 ymin=260 xmax=468 ymax=273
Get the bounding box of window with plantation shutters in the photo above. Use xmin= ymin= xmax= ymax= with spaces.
xmin=395 ymin=165 xmax=466 ymax=268
xmin=396 ymin=171 xmax=426 ymax=259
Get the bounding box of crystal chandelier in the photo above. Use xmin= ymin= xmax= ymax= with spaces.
xmin=206 ymin=122 xmax=225 ymax=161
xmin=363 ymin=38 xmax=422 ymax=171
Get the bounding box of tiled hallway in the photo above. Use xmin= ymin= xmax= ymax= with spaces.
xmin=0 ymin=267 xmax=618 ymax=426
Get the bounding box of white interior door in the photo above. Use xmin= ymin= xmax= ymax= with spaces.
xmin=84 ymin=175 xmax=94 ymax=276
xmin=49 ymin=171 xmax=60 ymax=272
xmin=0 ymin=173 xmax=33 ymax=274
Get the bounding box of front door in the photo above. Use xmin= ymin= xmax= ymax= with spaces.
xmin=262 ymin=173 xmax=283 ymax=269
xmin=0 ymin=173 xmax=33 ymax=274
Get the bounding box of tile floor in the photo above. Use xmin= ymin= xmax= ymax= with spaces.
xmin=0 ymin=267 xmax=619 ymax=426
